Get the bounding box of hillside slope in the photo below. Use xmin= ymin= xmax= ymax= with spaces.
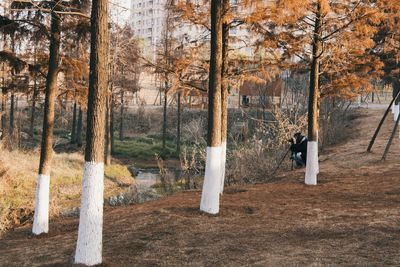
xmin=0 ymin=108 xmax=399 ymax=266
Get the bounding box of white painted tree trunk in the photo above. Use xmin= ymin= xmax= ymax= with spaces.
xmin=75 ymin=162 xmax=104 ymax=266
xmin=32 ymin=174 xmax=50 ymax=235
xmin=220 ymin=141 xmax=227 ymax=194
xmin=200 ymin=146 xmax=222 ymax=214
xmin=356 ymin=95 xmax=362 ymax=107
xmin=305 ymin=141 xmax=319 ymax=185
xmin=394 ymin=104 xmax=399 ymax=122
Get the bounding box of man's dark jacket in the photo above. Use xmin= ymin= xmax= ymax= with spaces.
xmin=290 ymin=136 xmax=308 ymax=163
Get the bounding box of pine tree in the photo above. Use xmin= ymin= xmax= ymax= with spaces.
xmin=219 ymin=0 xmax=229 ymax=194
xmin=74 ymin=0 xmax=108 ymax=264
xmin=200 ymin=0 xmax=223 ymax=214
xmin=6 ymin=0 xmax=91 ymax=235
xmin=32 ymin=9 xmax=61 ymax=235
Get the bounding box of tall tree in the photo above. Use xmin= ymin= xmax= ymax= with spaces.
xmin=32 ymin=9 xmax=61 ymax=235
xmin=74 ymin=0 xmax=108 ymax=264
xmin=6 ymin=0 xmax=90 ymax=235
xmin=219 ymin=0 xmax=229 ymax=194
xmin=200 ymin=0 xmax=223 ymax=214
xmin=305 ymin=1 xmax=322 ymax=185
xmin=161 ymin=0 xmax=174 ymax=155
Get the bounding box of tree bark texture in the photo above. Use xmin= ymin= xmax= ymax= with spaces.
xmin=84 ymin=0 xmax=108 ymax=163
xmin=307 ymin=5 xmax=322 ymax=143
xmin=221 ymin=0 xmax=229 ymax=144
xmin=207 ymin=0 xmax=223 ymax=148
xmin=219 ymin=0 xmax=229 ymax=194
xmin=199 ymin=0 xmax=223 ymax=214
xmin=38 ymin=12 xmax=61 ymax=175
xmin=75 ymin=0 xmax=109 ymax=263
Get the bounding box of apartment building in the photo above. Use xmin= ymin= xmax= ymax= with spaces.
xmin=130 ymin=0 xmax=166 ymax=46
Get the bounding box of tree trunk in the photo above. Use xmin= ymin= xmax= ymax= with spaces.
xmin=220 ymin=0 xmax=229 ymax=194
xmin=305 ymin=5 xmax=322 ymax=186
xmin=105 ymin=94 xmax=112 ymax=165
xmin=162 ymin=87 xmax=167 ymax=154
xmin=71 ymin=101 xmax=77 ymax=143
xmin=176 ymin=91 xmax=181 ymax=154
xmin=0 ymin=58 xmax=5 ymax=139
xmin=32 ymin=11 xmax=61 ymax=235
xmin=392 ymin=81 xmax=400 ymax=121
xmin=75 ymin=0 xmax=108 ymax=264
xmin=1 ymin=91 xmax=7 ymax=139
xmin=76 ymin=106 xmax=83 ymax=147
xmin=9 ymin=93 xmax=15 ymax=136
xmin=15 ymin=96 xmax=18 ymax=113
xmin=200 ymin=0 xmax=223 ymax=214
xmin=110 ymin=93 xmax=115 ymax=154
xmin=30 ymin=74 xmax=38 ymax=137
xmin=119 ymin=90 xmax=124 ymax=140
xmin=30 ymin=44 xmax=38 ymax=138
xmin=17 ymin=96 xmax=21 ymax=148
xmin=382 ymin=104 xmax=400 ymax=161
xmin=367 ymin=88 xmax=400 ymax=152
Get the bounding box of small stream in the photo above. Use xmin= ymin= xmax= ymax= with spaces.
xmin=108 ymin=168 xmax=164 ymax=206
xmin=135 ymin=169 xmax=161 ymax=191
xmin=62 ymin=168 xmax=166 ymax=217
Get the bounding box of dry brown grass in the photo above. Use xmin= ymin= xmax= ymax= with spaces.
xmin=0 ymin=146 xmax=133 ymax=234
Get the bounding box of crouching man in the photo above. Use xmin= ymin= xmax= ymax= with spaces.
xmin=289 ymin=132 xmax=308 ymax=167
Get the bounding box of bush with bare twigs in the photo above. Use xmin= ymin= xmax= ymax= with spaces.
xmin=226 ymin=109 xmax=308 ymax=184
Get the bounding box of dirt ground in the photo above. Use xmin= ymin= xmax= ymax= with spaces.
xmin=0 ymin=108 xmax=399 ymax=266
